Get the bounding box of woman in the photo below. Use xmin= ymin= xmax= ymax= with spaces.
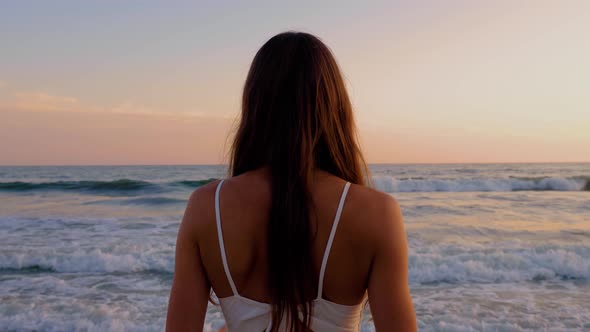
xmin=166 ymin=32 xmax=416 ymax=332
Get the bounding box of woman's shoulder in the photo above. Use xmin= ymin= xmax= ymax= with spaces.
xmin=186 ymin=179 xmax=223 ymax=212
xmin=186 ymin=172 xmax=262 ymax=208
xmin=180 ymin=178 xmax=235 ymax=243
xmin=184 ymin=173 xmax=270 ymax=227
xmin=346 ymin=182 xmax=401 ymax=221
xmin=341 ymin=183 xmax=404 ymax=246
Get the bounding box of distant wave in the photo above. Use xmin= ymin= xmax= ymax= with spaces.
xmin=1 ymin=176 xmax=588 ymax=193
xmin=0 ymin=179 xmax=156 ymax=193
xmin=373 ymin=176 xmax=589 ymax=193
xmin=122 ymin=197 xmax=187 ymax=206
xmin=172 ymin=178 xmax=217 ymax=187
xmin=0 ymin=264 xmax=56 ymax=273
xmin=84 ymin=197 xmax=188 ymax=206
xmin=0 ymin=178 xmax=218 ymax=194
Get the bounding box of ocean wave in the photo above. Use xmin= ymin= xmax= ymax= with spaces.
xmin=2 ymin=245 xmax=588 ymax=283
xmin=0 ymin=179 xmax=156 ymax=193
xmin=120 ymin=197 xmax=187 ymax=206
xmin=0 ymin=265 xmax=56 ymax=273
xmin=0 ymin=178 xmax=219 ymax=194
xmin=373 ymin=176 xmax=589 ymax=192
xmin=1 ymin=176 xmax=588 ymax=194
xmin=172 ymin=178 xmax=217 ymax=187
xmin=409 ymin=245 xmax=590 ymax=284
xmin=0 ymin=249 xmax=174 ymax=274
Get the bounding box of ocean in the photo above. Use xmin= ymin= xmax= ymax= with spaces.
xmin=0 ymin=164 xmax=589 ymax=331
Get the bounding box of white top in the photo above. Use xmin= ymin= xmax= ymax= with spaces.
xmin=214 ymin=180 xmax=366 ymax=331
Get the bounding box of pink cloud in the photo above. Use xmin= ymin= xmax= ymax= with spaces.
xmin=2 ymin=92 xmax=80 ymax=112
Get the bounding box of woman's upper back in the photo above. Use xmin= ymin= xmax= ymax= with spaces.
xmin=181 ymin=168 xmax=416 ymax=330
xmin=198 ymin=169 xmax=376 ymax=303
xmin=215 ymin=177 xmax=365 ymax=331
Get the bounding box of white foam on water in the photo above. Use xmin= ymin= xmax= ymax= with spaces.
xmin=0 ymin=273 xmax=170 ymax=332
xmin=0 ymin=249 xmax=175 ymax=274
xmin=409 ymin=245 xmax=590 ymax=284
xmin=2 ymin=164 xmax=590 ymax=331
xmin=412 ymin=282 xmax=590 ymax=331
xmin=1 ymin=244 xmax=588 ymax=284
xmin=372 ymin=176 xmax=586 ymax=193
xmin=3 ymin=278 xmax=588 ymax=332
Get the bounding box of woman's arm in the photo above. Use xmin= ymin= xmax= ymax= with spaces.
xmin=368 ymin=195 xmax=417 ymax=331
xmin=166 ymin=191 xmax=211 ymax=331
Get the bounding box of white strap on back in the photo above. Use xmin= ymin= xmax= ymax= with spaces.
xmin=317 ymin=181 xmax=351 ymax=300
xmin=215 ymin=179 xmax=239 ymax=296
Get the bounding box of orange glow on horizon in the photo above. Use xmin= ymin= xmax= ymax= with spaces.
xmin=1 ymin=1 xmax=589 ymax=165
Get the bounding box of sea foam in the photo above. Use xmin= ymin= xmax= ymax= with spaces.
xmin=373 ymin=176 xmax=587 ymax=193
xmin=2 ymin=245 xmax=588 ymax=284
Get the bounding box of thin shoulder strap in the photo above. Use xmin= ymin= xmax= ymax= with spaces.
xmin=317 ymin=181 xmax=351 ymax=300
xmin=215 ymin=179 xmax=239 ymax=296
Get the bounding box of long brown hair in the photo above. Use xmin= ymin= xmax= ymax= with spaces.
xmin=230 ymin=31 xmax=368 ymax=332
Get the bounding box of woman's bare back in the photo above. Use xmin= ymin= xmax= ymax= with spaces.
xmin=166 ymin=168 xmax=416 ymax=330
xmin=199 ymin=168 xmax=372 ymax=305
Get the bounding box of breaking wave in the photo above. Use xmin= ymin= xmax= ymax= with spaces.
xmin=2 ymin=245 xmax=588 ymax=284
xmin=0 ymin=179 xmax=156 ymax=193
xmin=1 ymin=176 xmax=588 ymax=194
xmin=373 ymin=176 xmax=589 ymax=193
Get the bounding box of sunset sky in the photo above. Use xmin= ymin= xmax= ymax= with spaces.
xmin=1 ymin=0 xmax=589 ymax=165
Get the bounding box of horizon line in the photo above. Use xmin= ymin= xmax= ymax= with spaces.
xmin=1 ymin=161 xmax=589 ymax=167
